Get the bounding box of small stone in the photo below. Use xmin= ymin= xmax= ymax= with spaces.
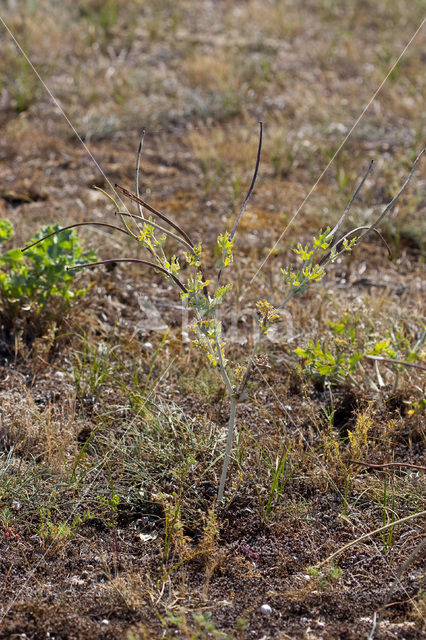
xmin=260 ymin=604 xmax=272 ymax=615
xmin=138 ymin=532 xmax=157 ymax=542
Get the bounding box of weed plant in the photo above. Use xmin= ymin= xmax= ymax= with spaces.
xmin=0 ymin=219 xmax=95 ymax=339
xmin=295 ymin=311 xmax=426 ymax=390
xmin=25 ymin=129 xmax=424 ymax=503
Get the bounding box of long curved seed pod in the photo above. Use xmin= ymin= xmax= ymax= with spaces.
xmin=116 ymin=211 xmax=195 ymax=254
xmin=358 ymin=148 xmax=424 ymax=239
xmin=67 ymin=258 xmax=188 ymax=293
xmin=326 ymin=159 xmax=374 ymax=241
xmin=229 ymin=121 xmax=263 ymax=242
xmin=339 ymin=226 xmax=390 ymax=255
xmin=135 ymin=130 xmax=145 ymax=220
xmin=92 ymin=186 xmax=139 ymax=239
xmin=92 ymin=186 xmax=121 ymax=210
xmin=319 ymin=150 xmax=423 ymax=266
xmin=217 ymin=122 xmax=263 ymax=285
xmin=115 ymin=184 xmax=194 ymax=248
xmin=319 ymin=226 xmax=390 ymax=266
xmin=22 ymin=222 xmax=133 ymax=252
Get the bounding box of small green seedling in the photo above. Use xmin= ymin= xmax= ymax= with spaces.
xmin=308 ymin=564 xmax=343 ymax=589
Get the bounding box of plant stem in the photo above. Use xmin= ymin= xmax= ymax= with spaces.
xmin=117 ymin=211 xmax=195 ymax=254
xmin=67 ymin=258 xmax=188 ymax=293
xmin=215 ymin=336 xmax=233 ymax=396
xmin=217 ymin=394 xmax=237 ymax=502
xmin=216 ymin=313 xmax=280 ymax=501
xmin=237 ymin=331 xmax=263 ymax=396
xmin=348 ymin=460 xmax=426 ymax=472
xmin=315 ymin=510 xmax=426 ymax=569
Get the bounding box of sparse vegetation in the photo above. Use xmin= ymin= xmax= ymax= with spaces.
xmin=0 ymin=1 xmax=425 ymax=639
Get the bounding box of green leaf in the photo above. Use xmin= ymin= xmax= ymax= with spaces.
xmin=0 ymin=223 xmax=95 ymax=321
xmin=294 ymin=347 xmax=307 ymax=357
xmin=1 ymin=248 xmax=24 ymax=265
xmin=0 ymin=220 xmax=13 ymax=242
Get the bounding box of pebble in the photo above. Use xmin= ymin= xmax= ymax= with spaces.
xmin=260 ymin=604 xmax=272 ymax=615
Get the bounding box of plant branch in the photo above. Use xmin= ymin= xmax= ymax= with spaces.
xmin=22 ymin=222 xmax=133 ymax=252
xmin=116 ymin=211 xmax=195 ymax=254
xmin=276 ymin=288 xmax=296 ymax=312
xmin=217 ymin=395 xmax=238 ymax=502
xmin=237 ymin=331 xmax=263 ymax=397
xmin=359 ymin=148 xmax=425 ymax=240
xmin=319 ymin=226 xmax=391 ymax=265
xmin=135 ymin=129 xmax=145 ymax=220
xmin=327 ymin=159 xmax=374 ymax=240
xmin=93 ymin=186 xmax=139 ymax=238
xmin=229 ymin=122 xmax=263 ymax=242
xmin=217 ymin=121 xmax=263 ymax=284
xmin=349 ymin=460 xmax=426 ymax=472
xmin=214 ymin=335 xmax=234 ymax=396
xmin=341 ymin=226 xmax=390 ymax=255
xmin=365 ymin=355 xmax=426 ymax=371
xmin=67 ymin=258 xmax=188 ymax=293
xmin=315 ymin=510 xmax=426 ymax=569
xmin=319 ymin=150 xmax=424 ymax=266
xmin=115 ymin=184 xmax=194 ymax=248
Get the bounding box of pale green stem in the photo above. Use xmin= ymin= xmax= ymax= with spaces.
xmin=217 ymin=394 xmax=237 ymax=502
xmin=215 ymin=334 xmax=234 ymax=396
xmin=157 ymin=243 xmax=167 ymax=264
xmin=276 ymin=288 xmax=297 ymax=312
xmin=216 ymin=289 xmax=296 ymax=501
xmin=216 ymin=329 xmax=264 ymax=502
xmin=211 ymin=306 xmax=237 ymax=500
